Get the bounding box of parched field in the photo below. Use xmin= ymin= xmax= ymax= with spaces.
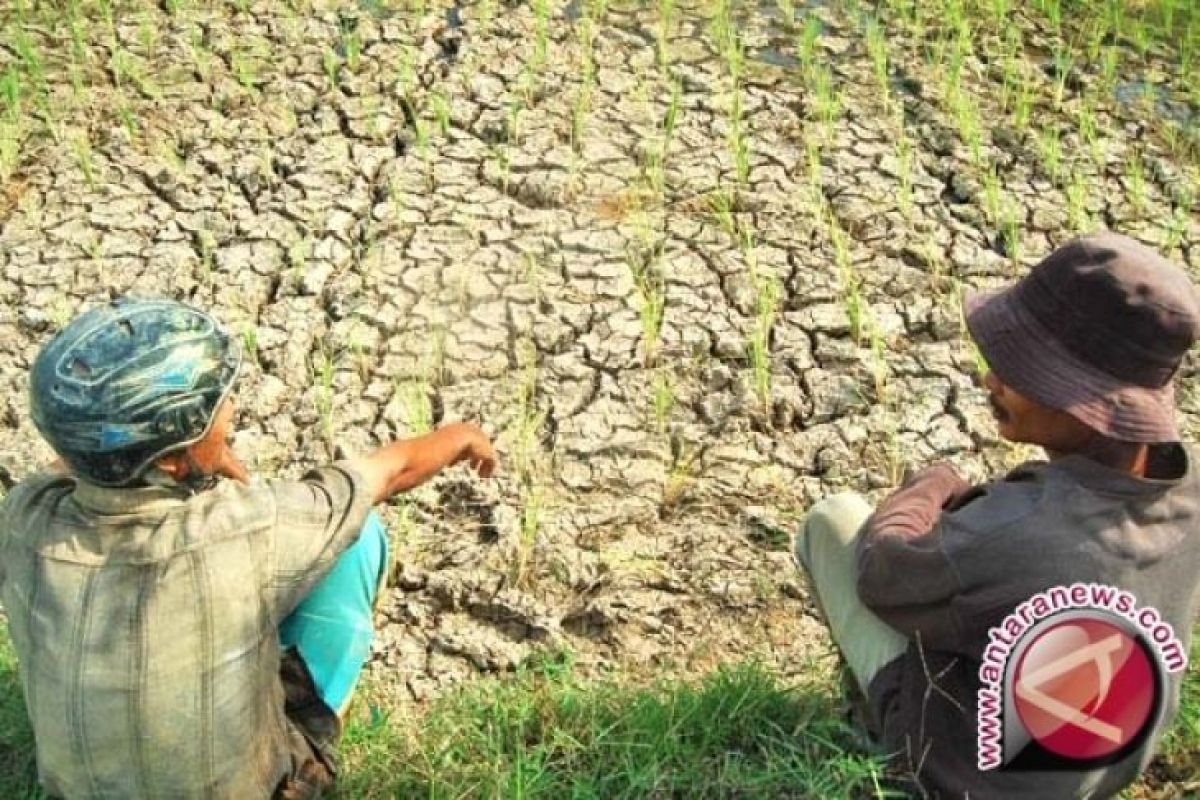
xmin=0 ymin=0 xmax=1197 ymax=797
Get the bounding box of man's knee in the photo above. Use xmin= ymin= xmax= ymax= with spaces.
xmin=794 ymin=492 xmax=872 ymax=569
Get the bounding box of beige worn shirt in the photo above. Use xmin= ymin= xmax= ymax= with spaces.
xmin=0 ymin=465 xmax=374 ymax=799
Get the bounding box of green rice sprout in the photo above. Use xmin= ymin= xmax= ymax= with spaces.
xmin=533 ymin=0 xmax=551 ymax=72
xmin=796 ymin=15 xmax=821 ymax=72
xmin=398 ymin=379 xmax=434 ymax=435
xmin=1036 ymin=128 xmax=1063 ymax=184
xmin=896 ymin=129 xmax=914 ymax=219
xmin=432 ymin=92 xmax=451 ymax=136
xmin=1065 ymin=172 xmax=1091 ymax=232
xmin=865 ymin=17 xmax=890 ymax=110
xmin=323 ymin=48 xmax=341 ymax=90
xmin=748 ymin=262 xmax=781 ymax=412
xmin=70 ymin=133 xmax=97 ymax=190
xmin=652 ymin=371 xmax=675 ymax=432
xmin=657 ymin=0 xmax=677 ymax=67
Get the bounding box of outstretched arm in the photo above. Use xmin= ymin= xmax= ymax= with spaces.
xmin=346 ymin=422 xmax=497 ymax=504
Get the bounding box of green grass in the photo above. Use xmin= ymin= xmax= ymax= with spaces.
xmin=333 ymin=650 xmax=890 ymax=799
xmin=3 ymin=618 xmax=1197 ymax=798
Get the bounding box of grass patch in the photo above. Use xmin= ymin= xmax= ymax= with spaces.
xmin=333 ymin=650 xmax=890 ymax=799
xmin=1 ymin=622 xmax=1198 ymax=797
xmin=0 ymin=619 xmax=39 ymax=799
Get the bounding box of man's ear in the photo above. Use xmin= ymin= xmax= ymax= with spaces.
xmin=154 ymin=451 xmax=189 ymax=480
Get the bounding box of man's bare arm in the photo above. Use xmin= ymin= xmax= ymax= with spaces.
xmin=346 ymin=422 xmax=497 ymax=504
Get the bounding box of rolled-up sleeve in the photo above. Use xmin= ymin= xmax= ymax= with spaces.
xmin=265 ymin=462 xmax=375 ymax=620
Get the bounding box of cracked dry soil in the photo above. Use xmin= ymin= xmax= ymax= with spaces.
xmin=0 ymin=0 xmax=1197 ymax=713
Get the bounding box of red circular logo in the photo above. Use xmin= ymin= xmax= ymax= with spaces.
xmin=1012 ymin=618 xmax=1157 ymax=761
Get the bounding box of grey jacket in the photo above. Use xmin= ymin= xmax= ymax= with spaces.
xmin=858 ymin=444 xmax=1200 ymax=799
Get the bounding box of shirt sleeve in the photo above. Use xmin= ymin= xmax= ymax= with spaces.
xmin=854 ymin=464 xmax=973 ymax=650
xmin=264 ymin=462 xmax=376 ymax=620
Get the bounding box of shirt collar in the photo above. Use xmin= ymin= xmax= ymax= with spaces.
xmin=1051 ymin=442 xmax=1191 ymax=495
xmin=72 ymin=479 xmax=194 ymax=515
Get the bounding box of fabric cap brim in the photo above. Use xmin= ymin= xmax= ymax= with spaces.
xmin=964 ymin=288 xmax=1178 ymax=442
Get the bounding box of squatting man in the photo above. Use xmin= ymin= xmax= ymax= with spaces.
xmin=0 ymin=232 xmax=1198 ymax=799
xmin=793 ymin=232 xmax=1200 ymax=798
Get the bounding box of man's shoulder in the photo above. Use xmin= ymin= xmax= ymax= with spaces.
xmin=941 ymin=461 xmax=1054 ymax=537
xmin=2 ymin=471 xmax=76 ymax=521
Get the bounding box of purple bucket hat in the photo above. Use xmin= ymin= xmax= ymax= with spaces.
xmin=964 ymin=232 xmax=1200 ymax=443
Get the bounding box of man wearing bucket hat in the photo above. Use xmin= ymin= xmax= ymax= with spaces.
xmin=793 ymin=232 xmax=1200 ymax=797
xmin=0 ymin=298 xmax=497 ymax=799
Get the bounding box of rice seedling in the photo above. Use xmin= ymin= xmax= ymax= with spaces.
xmin=652 ymin=370 xmax=675 ymax=432
xmin=730 ymin=121 xmax=751 ymax=187
xmin=533 ymin=0 xmax=551 ymax=73
xmin=641 ymin=148 xmax=666 ymax=196
xmin=323 ymin=48 xmax=341 ymax=91
xmin=0 ymin=124 xmax=19 ymax=184
xmin=11 ymin=26 xmax=47 ymax=105
xmin=987 ymin=0 xmax=1010 ymax=30
xmin=137 ymin=13 xmax=159 ymax=58
xmin=747 ymin=260 xmax=781 ymax=413
xmin=397 ymin=378 xmax=434 ymax=435
xmin=1040 ymin=0 xmax=1064 ymax=33
xmin=231 ymin=50 xmax=259 ymax=95
xmin=1099 ymin=45 xmax=1121 ymax=93
xmin=1011 ymin=70 xmax=1035 ymax=131
xmin=570 ymin=87 xmax=592 ymax=154
xmin=1163 ymin=206 xmax=1188 ymax=254
xmin=896 ymin=129 xmax=914 ymax=219
xmin=980 ymin=166 xmax=1002 ymax=222
xmin=804 ymin=138 xmax=824 ymax=209
xmin=830 ymin=216 xmax=866 ymax=344
xmin=505 ymin=90 xmax=524 ymax=145
xmin=809 ymin=64 xmax=841 ymax=141
xmin=431 ymin=91 xmax=451 ymax=136
xmin=1 ymin=61 xmax=21 ymax=118
xmin=999 ymin=205 xmax=1023 ymax=268
xmin=1065 ymin=171 xmax=1092 ymax=232
xmin=952 ymin=92 xmax=985 ymax=167
xmin=710 ymin=0 xmax=736 ymax=64
xmin=662 ymin=438 xmax=701 ymax=510
xmin=662 ymin=76 xmax=682 ymax=158
xmin=241 ymin=326 xmax=259 ymax=366
xmin=657 ymin=0 xmax=677 ymax=67
xmin=867 ymin=318 xmax=890 ymax=404
xmin=514 ymin=481 xmax=546 ymax=587
xmin=188 ymin=26 xmax=215 ymax=82
xmin=84 ymin=237 xmax=105 ymax=264
xmin=426 ymin=323 xmax=449 ymax=388
xmin=1051 ymin=47 xmax=1074 ymax=111
xmin=341 ymin=24 xmax=363 ymax=74
xmin=997 ymin=28 xmax=1023 ymax=112
xmin=1076 ymin=101 xmax=1102 ymax=164
xmin=570 ymin=12 xmax=598 ymax=153
xmin=1036 ymin=128 xmax=1063 ymax=184
xmin=864 ymin=17 xmax=890 ymax=110
xmin=70 ymin=132 xmax=98 ymax=190
xmin=796 ymin=15 xmax=822 ymax=73
xmin=396 ymin=43 xmax=418 ymax=96
xmin=776 ymin=0 xmax=795 ymax=27
xmin=708 ymin=184 xmax=738 ymax=237
xmin=629 ymin=246 xmax=667 ymax=366
xmin=196 ymin=229 xmax=217 ymax=281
